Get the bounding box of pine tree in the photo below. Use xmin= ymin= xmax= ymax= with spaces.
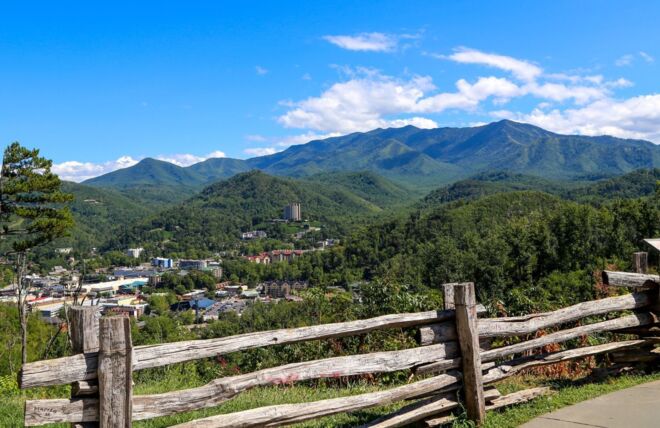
xmin=0 ymin=142 xmax=73 ymax=365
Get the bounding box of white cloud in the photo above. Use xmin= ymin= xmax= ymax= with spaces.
xmin=323 ymin=32 xmax=399 ymax=52
xmin=440 ymin=48 xmax=618 ymax=104
xmin=155 ymin=150 xmax=226 ymax=167
xmin=278 ymin=62 xmax=615 ymax=135
xmin=640 ymin=51 xmax=654 ymax=63
xmin=445 ymin=47 xmax=543 ymax=82
xmin=276 ymin=132 xmax=343 ymax=147
xmin=244 ymin=147 xmax=278 ymax=157
xmin=54 ymin=151 xmax=227 ymax=182
xmin=245 ymin=134 xmax=267 ymax=142
xmin=302 ymin=73 xmax=312 ymax=80
xmin=616 ymin=52 xmax=654 ymax=66
xmin=493 ymin=94 xmax=660 ymax=142
xmin=255 ymin=66 xmax=268 ymax=75
xmin=616 ymin=54 xmax=634 ymax=66
xmin=279 ymin=71 xmax=441 ymax=133
xmin=53 ymin=156 xmax=139 ymax=182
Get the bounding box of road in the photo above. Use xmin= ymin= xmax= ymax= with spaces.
xmin=520 ymin=379 xmax=660 ymax=427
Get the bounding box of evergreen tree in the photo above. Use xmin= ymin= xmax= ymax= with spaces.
xmin=0 ymin=142 xmax=73 ymax=364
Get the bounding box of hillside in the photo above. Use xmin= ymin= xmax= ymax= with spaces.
xmin=54 ymin=182 xmax=153 ymax=251
xmin=83 ymin=121 xmax=660 ymax=194
xmin=419 ymin=171 xmax=570 ymax=207
xmin=302 ymin=171 xmax=420 ymax=208
xmin=420 ymin=169 xmax=660 ymax=209
xmin=106 ymin=171 xmax=393 ymax=255
xmin=84 ymin=157 xmax=206 ymax=188
xmin=566 ymin=168 xmax=660 ymax=203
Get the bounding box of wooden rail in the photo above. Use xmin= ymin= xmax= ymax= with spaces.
xmin=20 ymin=265 xmax=660 ymax=427
xmin=20 ymin=309 xmax=457 ymax=388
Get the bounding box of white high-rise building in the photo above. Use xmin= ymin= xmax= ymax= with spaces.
xmin=283 ymin=203 xmax=301 ymax=221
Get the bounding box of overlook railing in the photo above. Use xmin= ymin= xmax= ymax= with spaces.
xmin=19 ymin=253 xmax=660 ymax=427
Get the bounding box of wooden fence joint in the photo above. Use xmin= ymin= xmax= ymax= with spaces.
xmin=98 ymin=316 xmax=133 ymax=428
xmin=453 ymin=282 xmax=486 ymax=425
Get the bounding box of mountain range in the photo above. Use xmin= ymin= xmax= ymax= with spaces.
xmin=83 ymin=120 xmax=660 ymax=193
xmin=51 ymin=120 xmax=660 ymax=255
xmin=59 ymin=167 xmax=660 ymax=255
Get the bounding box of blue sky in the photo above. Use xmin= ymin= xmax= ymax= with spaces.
xmin=1 ymin=1 xmax=659 ymax=181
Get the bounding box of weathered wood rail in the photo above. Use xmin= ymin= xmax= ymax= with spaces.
xmin=19 ymin=259 xmax=660 ymax=427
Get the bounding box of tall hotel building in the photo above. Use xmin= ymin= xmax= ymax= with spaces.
xmin=284 ymin=202 xmax=301 ymax=221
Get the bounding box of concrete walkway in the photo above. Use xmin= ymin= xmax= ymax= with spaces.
xmin=520 ymin=380 xmax=660 ymax=428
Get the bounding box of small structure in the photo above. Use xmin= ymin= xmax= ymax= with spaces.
xmin=126 ymin=248 xmax=144 ymax=258
xmin=170 ymin=298 xmax=215 ymax=312
xmin=152 ymin=257 xmax=173 ymax=269
xmin=242 ymin=230 xmax=267 ymax=240
xmin=245 ymin=252 xmax=271 ymax=264
xmin=179 ymin=259 xmax=207 ymax=270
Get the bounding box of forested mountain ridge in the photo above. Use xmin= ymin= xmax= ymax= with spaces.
xmin=102 ymin=171 xmax=406 ymax=256
xmin=302 ymin=171 xmax=420 ymax=207
xmin=341 ymin=189 xmax=660 ymax=312
xmin=420 ymin=169 xmax=660 ymax=208
xmin=83 ymin=120 xmax=660 ymax=192
xmin=56 ymin=182 xmax=154 ymax=251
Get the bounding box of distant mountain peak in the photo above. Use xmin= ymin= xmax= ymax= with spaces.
xmin=84 ymin=121 xmax=660 ymax=191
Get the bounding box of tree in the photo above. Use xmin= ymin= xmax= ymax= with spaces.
xmin=0 ymin=142 xmax=73 ymax=365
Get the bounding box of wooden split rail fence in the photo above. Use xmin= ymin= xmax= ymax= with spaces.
xmin=19 ymin=259 xmax=660 ymax=427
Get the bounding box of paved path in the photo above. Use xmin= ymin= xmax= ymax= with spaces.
xmin=520 ymin=380 xmax=660 ymax=428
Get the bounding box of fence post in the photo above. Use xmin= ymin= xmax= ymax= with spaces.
xmin=69 ymin=306 xmax=100 ymax=428
xmin=442 ymin=283 xmax=456 ymax=310
xmin=633 ymin=252 xmax=648 ymax=274
xmin=453 ymin=282 xmax=486 ymax=425
xmin=98 ymin=316 xmax=133 ymax=428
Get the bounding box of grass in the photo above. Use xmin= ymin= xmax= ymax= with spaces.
xmin=2 ymin=371 xmax=659 ymax=427
xmin=456 ymin=371 xmax=660 ymax=428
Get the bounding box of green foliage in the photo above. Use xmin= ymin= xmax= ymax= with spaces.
xmin=0 ymin=304 xmax=68 ymax=376
xmin=421 ymin=169 xmax=660 ymax=210
xmin=342 ymin=190 xmax=660 ymax=315
xmin=302 ymin=171 xmax=421 ymax=208
xmin=156 ymin=271 xmax=217 ymax=293
xmin=51 ymin=181 xmax=152 ymax=251
xmin=0 ymin=142 xmax=74 ymax=253
xmin=106 ymin=171 xmax=393 ymax=255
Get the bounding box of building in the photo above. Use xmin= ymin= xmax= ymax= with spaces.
xmin=113 ymin=268 xmax=158 ymax=278
xmin=202 ymin=266 xmax=223 ymax=279
xmin=100 ymin=297 xmax=149 ymax=318
xmin=283 ymin=203 xmax=301 ymax=221
xmin=244 ymin=249 xmax=306 ymax=264
xmin=104 ymin=304 xmax=148 ymax=318
xmin=170 ymin=298 xmax=215 ymax=312
xmin=245 ymin=252 xmax=271 ymax=264
xmin=260 ymin=280 xmax=309 ymax=298
xmin=270 ymin=249 xmax=304 ymax=263
xmin=181 ymin=289 xmax=206 ymax=300
xmin=316 ymin=239 xmax=340 ymax=249
xmin=151 ymin=257 xmax=173 ymax=269
xmin=77 ymin=277 xmax=150 ymax=294
xmin=126 ymin=248 xmax=144 ymax=258
xmin=241 ymin=230 xmax=267 ymax=240
xmin=224 ymin=284 xmax=247 ymax=295
xmin=148 ymin=275 xmax=162 ymax=287
xmin=37 ymin=303 xmax=64 ymax=319
xmin=118 ymin=280 xmax=147 ymax=294
xmin=241 ymin=289 xmax=260 ymax=299
xmin=179 ymin=259 xmax=208 ymax=270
